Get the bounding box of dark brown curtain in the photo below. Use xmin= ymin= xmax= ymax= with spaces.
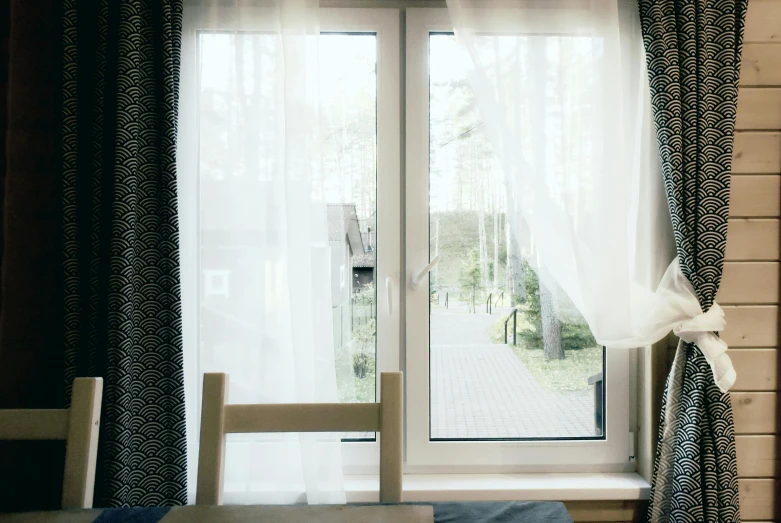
xmin=0 ymin=0 xmax=63 ymax=512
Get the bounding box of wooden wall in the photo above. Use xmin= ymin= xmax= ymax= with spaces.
xmin=563 ymin=501 xmax=645 ymax=523
xmin=719 ymin=1 xmax=781 ymax=520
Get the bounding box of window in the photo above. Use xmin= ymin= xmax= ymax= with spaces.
xmin=404 ymin=9 xmax=629 ymax=472
xmin=203 ymin=269 xmax=231 ymax=298
xmin=179 ymin=5 xmax=632 ymax=484
xmin=179 ymin=7 xmax=401 ymax=488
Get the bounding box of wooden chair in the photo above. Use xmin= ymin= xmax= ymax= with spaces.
xmin=196 ymin=372 xmax=403 ymax=505
xmin=0 ymin=377 xmax=103 ymax=509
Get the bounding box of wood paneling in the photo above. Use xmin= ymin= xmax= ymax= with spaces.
xmin=736 ymin=435 xmax=780 ymax=477
xmin=725 ymin=219 xmax=780 ymax=261
xmin=739 ymin=479 xmax=780 ymax=521
xmin=733 ymin=393 xmax=778 ymax=434
xmin=717 ymin=263 xmax=779 ymax=303
xmin=722 ymin=306 xmax=778 ymax=347
xmin=731 ymin=175 xmax=780 ymax=216
xmin=736 ymin=89 xmax=781 ymax=130
xmin=745 ymin=0 xmax=781 ymax=43
xmin=731 ymin=349 xmax=779 ymax=391
xmin=733 ymin=133 xmax=781 ymax=174
xmin=741 ymin=44 xmax=781 ymax=86
xmin=563 ymin=501 xmax=641 ymax=522
xmin=735 ymin=2 xmax=781 ymax=520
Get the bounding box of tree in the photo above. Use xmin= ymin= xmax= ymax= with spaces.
xmin=492 ymin=182 xmax=500 ymax=293
xmin=516 ymin=261 xmax=596 ymax=358
xmin=518 ymin=262 xmax=563 ymax=359
xmin=508 ymin=228 xmax=526 ymax=305
xmin=459 ymin=248 xmax=482 ymax=311
xmin=525 ymin=37 xmax=563 ymax=360
xmin=540 ymin=283 xmax=564 ymax=360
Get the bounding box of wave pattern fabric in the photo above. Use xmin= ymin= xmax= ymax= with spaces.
xmin=637 ymin=0 xmax=748 ymax=521
xmin=61 ymin=0 xmax=186 ymax=507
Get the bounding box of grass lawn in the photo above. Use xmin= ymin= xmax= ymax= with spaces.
xmin=335 ymin=344 xmax=376 ymax=403
xmin=490 ymin=309 xmax=602 ymax=392
xmin=510 ymin=344 xmax=603 ymax=392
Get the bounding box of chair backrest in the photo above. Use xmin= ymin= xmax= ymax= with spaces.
xmin=196 ymin=372 xmax=403 ymax=505
xmin=0 ymin=377 xmax=103 ymax=509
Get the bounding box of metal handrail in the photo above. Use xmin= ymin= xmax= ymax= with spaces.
xmin=486 ymin=293 xmax=492 ymax=314
xmin=444 ymin=292 xmax=448 ymax=309
xmin=504 ymin=308 xmax=518 ymax=346
xmin=494 ymin=292 xmax=504 ymax=308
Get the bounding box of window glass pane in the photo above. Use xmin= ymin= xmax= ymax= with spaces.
xmin=197 ymin=32 xmax=378 ymax=440
xmin=198 ymin=32 xmax=283 ymax=409
xmin=428 ymin=33 xmax=604 ymax=440
xmin=320 ymin=33 xmax=378 ymax=439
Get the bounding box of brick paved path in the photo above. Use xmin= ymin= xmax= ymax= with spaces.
xmin=429 ymin=306 xmax=595 ymax=439
xmin=431 ymin=344 xmax=595 ymax=439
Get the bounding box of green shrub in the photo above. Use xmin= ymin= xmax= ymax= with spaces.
xmin=335 ymin=345 xmax=376 ymax=404
xmin=561 ymin=323 xmax=596 ymax=352
xmin=352 ymin=318 xmax=375 ymax=353
xmin=353 ymin=351 xmax=374 ymax=379
xmin=353 ymin=282 xmax=375 ymax=306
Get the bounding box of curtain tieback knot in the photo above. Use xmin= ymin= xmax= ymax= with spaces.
xmin=673 ymin=303 xmax=736 ymax=393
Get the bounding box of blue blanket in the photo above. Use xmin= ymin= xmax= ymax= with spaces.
xmin=1 ymin=501 xmax=572 ymax=523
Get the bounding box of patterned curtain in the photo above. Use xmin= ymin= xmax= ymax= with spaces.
xmin=637 ymin=1 xmax=748 ymax=522
xmin=62 ymin=1 xmax=186 ymax=507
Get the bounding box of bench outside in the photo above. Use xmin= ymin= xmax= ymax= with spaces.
xmin=587 ymin=372 xmax=604 ymax=437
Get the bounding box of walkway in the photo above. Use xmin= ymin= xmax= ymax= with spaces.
xmin=430 ymin=307 xmax=595 ymax=439
xmin=431 ymin=344 xmax=594 ymax=439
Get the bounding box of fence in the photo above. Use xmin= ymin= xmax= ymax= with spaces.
xmin=332 ymin=304 xmax=349 ymax=351
xmin=352 ymin=300 xmax=376 ymax=328
xmin=332 ymin=298 xmax=377 ymax=350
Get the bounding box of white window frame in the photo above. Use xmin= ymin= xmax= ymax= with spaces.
xmin=403 ymin=8 xmax=632 ymax=473
xmin=178 ymin=6 xmax=401 ymax=480
xmin=179 ymin=3 xmax=635 ymax=483
xmin=320 ymin=8 xmax=402 ymax=474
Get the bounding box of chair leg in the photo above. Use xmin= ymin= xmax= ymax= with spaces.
xmin=379 ymin=372 xmax=403 ymax=503
xmin=196 ymin=373 xmax=228 ymax=506
xmin=62 ymin=377 xmax=103 ymax=509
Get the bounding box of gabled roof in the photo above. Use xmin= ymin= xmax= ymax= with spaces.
xmin=352 ymin=230 xmax=375 ymax=268
xmin=352 ymin=252 xmax=374 ymax=268
xmin=327 ymin=204 xmax=365 ymax=255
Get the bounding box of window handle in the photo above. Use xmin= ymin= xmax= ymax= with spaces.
xmin=410 ymin=255 xmax=440 ymax=290
xmin=385 ymin=276 xmax=393 ymax=315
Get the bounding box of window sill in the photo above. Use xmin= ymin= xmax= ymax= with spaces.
xmin=344 ymin=473 xmax=651 ymax=502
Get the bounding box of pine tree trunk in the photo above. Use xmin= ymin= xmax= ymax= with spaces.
xmin=508 ymin=231 xmax=525 ymax=302
xmin=493 ymin=201 xmax=499 ymax=293
xmin=478 ymin=209 xmax=487 ymax=289
xmin=434 ymin=218 xmax=440 ymax=285
xmin=528 ymin=36 xmax=562 ymax=358
xmin=540 ymin=283 xmax=564 ymax=359
xmin=505 ymin=210 xmax=511 ymax=297
xmin=475 ymin=146 xmax=489 ymax=290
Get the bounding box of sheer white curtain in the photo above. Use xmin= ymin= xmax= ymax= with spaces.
xmin=177 ymin=0 xmax=346 ymax=504
xmin=446 ymin=0 xmax=736 ymax=391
